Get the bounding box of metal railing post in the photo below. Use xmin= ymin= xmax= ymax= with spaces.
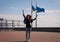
xmin=12 ymin=20 xmax=15 ymax=28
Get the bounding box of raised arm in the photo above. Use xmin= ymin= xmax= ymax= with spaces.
xmin=23 ymin=14 xmax=25 ymax=18
xmin=31 ymin=15 xmax=38 ymax=23
xmin=32 ymin=15 xmax=38 ymax=20
xmin=22 ymin=10 xmax=25 ymax=18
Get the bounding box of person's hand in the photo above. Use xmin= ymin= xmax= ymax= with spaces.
xmin=23 ymin=14 xmax=24 ymax=16
xmin=36 ymin=15 xmax=38 ymax=17
xmin=22 ymin=10 xmax=25 ymax=18
xmin=35 ymin=18 xmax=36 ymax=19
xmin=22 ymin=10 xmax=25 ymax=16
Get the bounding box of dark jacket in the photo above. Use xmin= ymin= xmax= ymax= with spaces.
xmin=23 ymin=15 xmax=36 ymax=28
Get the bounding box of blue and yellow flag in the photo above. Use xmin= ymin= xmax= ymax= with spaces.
xmin=36 ymin=6 xmax=45 ymax=13
xmin=32 ymin=5 xmax=36 ymax=12
xmin=32 ymin=5 xmax=45 ymax=13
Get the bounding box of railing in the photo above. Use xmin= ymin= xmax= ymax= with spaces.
xmin=0 ymin=19 xmax=25 ymax=28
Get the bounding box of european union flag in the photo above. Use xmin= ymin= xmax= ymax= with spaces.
xmin=36 ymin=7 xmax=45 ymax=13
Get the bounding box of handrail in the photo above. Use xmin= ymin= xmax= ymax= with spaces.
xmin=0 ymin=19 xmax=25 ymax=28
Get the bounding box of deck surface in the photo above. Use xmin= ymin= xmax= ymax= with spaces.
xmin=0 ymin=31 xmax=60 ymax=42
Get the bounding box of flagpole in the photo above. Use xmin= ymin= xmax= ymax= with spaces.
xmin=31 ymin=0 xmax=33 ymax=27
xmin=35 ymin=2 xmax=37 ymax=28
xmin=35 ymin=13 xmax=37 ymax=28
xmin=31 ymin=0 xmax=32 ymax=18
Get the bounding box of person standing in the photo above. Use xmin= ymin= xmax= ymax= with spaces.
xmin=23 ymin=10 xmax=37 ymax=42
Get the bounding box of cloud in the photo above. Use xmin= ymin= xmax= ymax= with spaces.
xmin=0 ymin=14 xmax=20 ymax=20
xmin=45 ymin=10 xmax=60 ymax=16
xmin=37 ymin=10 xmax=60 ymax=27
xmin=46 ymin=10 xmax=60 ymax=13
xmin=32 ymin=10 xmax=60 ymax=27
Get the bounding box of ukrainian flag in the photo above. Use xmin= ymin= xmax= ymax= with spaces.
xmin=32 ymin=5 xmax=45 ymax=13
xmin=36 ymin=6 xmax=45 ymax=13
xmin=32 ymin=5 xmax=36 ymax=12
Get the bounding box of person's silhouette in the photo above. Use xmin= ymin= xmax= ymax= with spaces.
xmin=23 ymin=10 xmax=37 ymax=42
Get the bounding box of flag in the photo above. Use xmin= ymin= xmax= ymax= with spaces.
xmin=32 ymin=5 xmax=36 ymax=12
xmin=36 ymin=6 xmax=45 ymax=13
xmin=32 ymin=5 xmax=45 ymax=13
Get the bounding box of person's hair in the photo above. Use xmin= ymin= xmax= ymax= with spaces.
xmin=26 ymin=14 xmax=31 ymax=20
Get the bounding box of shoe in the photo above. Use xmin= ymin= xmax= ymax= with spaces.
xmin=28 ymin=39 xmax=30 ymax=42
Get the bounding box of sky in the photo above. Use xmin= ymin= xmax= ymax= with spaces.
xmin=0 ymin=0 xmax=60 ymax=14
xmin=0 ymin=0 xmax=60 ymax=27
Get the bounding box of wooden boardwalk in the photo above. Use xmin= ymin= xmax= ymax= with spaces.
xmin=0 ymin=31 xmax=60 ymax=42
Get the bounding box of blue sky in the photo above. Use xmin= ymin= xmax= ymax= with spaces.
xmin=0 ymin=0 xmax=60 ymax=15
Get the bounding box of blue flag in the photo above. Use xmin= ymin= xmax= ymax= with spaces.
xmin=32 ymin=5 xmax=45 ymax=13
xmin=32 ymin=5 xmax=36 ymax=12
xmin=36 ymin=7 xmax=45 ymax=13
